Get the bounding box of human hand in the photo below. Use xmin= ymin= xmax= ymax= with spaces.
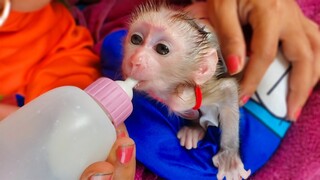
xmin=0 ymin=103 xmax=19 ymax=120
xmin=0 ymin=0 xmax=51 ymax=12
xmin=207 ymin=0 xmax=320 ymax=121
xmin=0 ymin=0 xmax=51 ymax=26
xmin=80 ymin=123 xmax=136 ymax=180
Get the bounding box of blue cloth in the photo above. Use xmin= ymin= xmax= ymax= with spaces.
xmin=100 ymin=29 xmax=291 ymax=179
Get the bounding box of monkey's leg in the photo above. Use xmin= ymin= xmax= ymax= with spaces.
xmin=212 ymin=105 xmax=251 ymax=180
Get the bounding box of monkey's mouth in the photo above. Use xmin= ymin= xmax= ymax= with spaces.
xmin=135 ymin=80 xmax=158 ymax=93
xmin=135 ymin=80 xmax=147 ymax=90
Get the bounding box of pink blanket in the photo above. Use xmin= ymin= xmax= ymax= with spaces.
xmin=70 ymin=0 xmax=320 ymax=179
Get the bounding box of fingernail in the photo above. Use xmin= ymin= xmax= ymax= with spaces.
xmin=226 ymin=55 xmax=240 ymax=74
xmin=309 ymin=89 xmax=313 ymax=96
xmin=240 ymin=95 xmax=250 ymax=106
xmin=294 ymin=108 xmax=302 ymax=121
xmin=116 ymin=144 xmax=134 ymax=164
xmin=116 ymin=129 xmax=126 ymax=138
xmin=90 ymin=173 xmax=113 ymax=180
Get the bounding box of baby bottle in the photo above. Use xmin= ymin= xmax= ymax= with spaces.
xmin=0 ymin=77 xmax=137 ymax=180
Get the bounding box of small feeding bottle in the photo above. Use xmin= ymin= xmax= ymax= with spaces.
xmin=0 ymin=77 xmax=137 ymax=180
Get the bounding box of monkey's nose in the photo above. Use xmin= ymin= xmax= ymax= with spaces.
xmin=130 ymin=55 xmax=148 ymax=70
xmin=128 ymin=59 xmax=143 ymax=77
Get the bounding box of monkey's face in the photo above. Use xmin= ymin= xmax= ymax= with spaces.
xmin=122 ymin=21 xmax=189 ymax=94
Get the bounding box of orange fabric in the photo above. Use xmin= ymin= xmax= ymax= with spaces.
xmin=0 ymin=2 xmax=101 ymax=103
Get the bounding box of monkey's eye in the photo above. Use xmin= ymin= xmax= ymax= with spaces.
xmin=155 ymin=43 xmax=170 ymax=55
xmin=131 ymin=34 xmax=143 ymax=45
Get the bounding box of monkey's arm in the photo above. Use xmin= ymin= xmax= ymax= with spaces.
xmin=177 ymin=121 xmax=205 ymax=150
xmin=177 ymin=105 xmax=219 ymax=150
xmin=176 ymin=108 xmax=204 ymax=150
xmin=218 ymin=101 xmax=240 ymax=152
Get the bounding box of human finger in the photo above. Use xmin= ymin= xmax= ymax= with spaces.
xmin=115 ymin=123 xmax=130 ymax=138
xmin=81 ymin=123 xmax=136 ymax=180
xmin=286 ymin=60 xmax=312 ymax=121
xmin=278 ymin=2 xmax=314 ymax=121
xmin=0 ymin=103 xmax=19 ymax=120
xmin=302 ymin=17 xmax=320 ymax=86
xmin=106 ymin=124 xmax=136 ymax=180
xmin=282 ymin=33 xmax=313 ymax=121
xmin=207 ymin=0 xmax=245 ymax=74
xmin=10 ymin=0 xmax=50 ymax=12
xmin=239 ymin=2 xmax=280 ymax=104
xmin=80 ymin=161 xmax=114 ymax=180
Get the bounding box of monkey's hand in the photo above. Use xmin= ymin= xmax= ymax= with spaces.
xmin=212 ymin=150 xmax=251 ymax=180
xmin=177 ymin=124 xmax=205 ymax=150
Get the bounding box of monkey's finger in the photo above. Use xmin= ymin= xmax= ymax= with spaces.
xmin=231 ymin=172 xmax=241 ymax=180
xmin=192 ymin=133 xmax=199 ymax=149
xmin=216 ymin=170 xmax=225 ymax=180
xmin=177 ymin=129 xmax=183 ymax=139
xmin=185 ymin=129 xmax=194 ymax=150
xmin=225 ymin=173 xmax=233 ymax=180
xmin=212 ymin=155 xmax=219 ymax=167
xmin=180 ymin=136 xmax=186 ymax=148
xmin=177 ymin=128 xmax=187 ymax=147
xmin=239 ymin=6 xmax=279 ymax=104
xmin=198 ymin=129 xmax=205 ymax=141
xmin=207 ymin=0 xmax=245 ymax=74
xmin=240 ymin=168 xmax=251 ymax=179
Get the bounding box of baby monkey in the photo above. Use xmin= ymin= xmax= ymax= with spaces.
xmin=122 ymin=1 xmax=251 ymax=179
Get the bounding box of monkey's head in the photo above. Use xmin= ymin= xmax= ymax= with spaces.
xmin=122 ymin=1 xmax=221 ymax=103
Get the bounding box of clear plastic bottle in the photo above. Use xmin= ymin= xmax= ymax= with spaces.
xmin=0 ymin=77 xmax=137 ymax=180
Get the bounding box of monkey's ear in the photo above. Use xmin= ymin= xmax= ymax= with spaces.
xmin=193 ymin=49 xmax=218 ymax=85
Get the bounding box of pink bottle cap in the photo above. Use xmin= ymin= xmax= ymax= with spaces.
xmin=84 ymin=77 xmax=135 ymax=127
